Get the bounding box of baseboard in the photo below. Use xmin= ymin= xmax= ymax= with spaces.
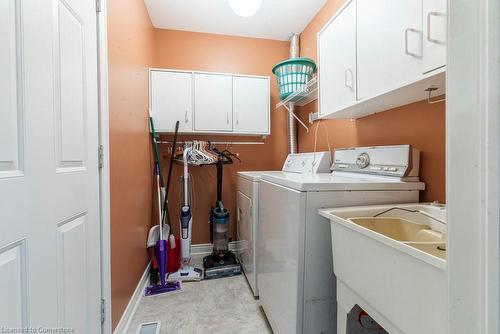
xmin=113 ymin=263 xmax=151 ymax=334
xmin=191 ymin=241 xmax=242 ymax=255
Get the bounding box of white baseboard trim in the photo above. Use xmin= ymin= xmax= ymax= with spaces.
xmin=191 ymin=241 xmax=242 ymax=255
xmin=113 ymin=263 xmax=151 ymax=334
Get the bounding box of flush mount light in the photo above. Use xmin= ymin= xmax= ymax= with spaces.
xmin=228 ymin=0 xmax=262 ymax=17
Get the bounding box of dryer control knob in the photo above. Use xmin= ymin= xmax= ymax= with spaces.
xmin=356 ymin=153 xmax=370 ymax=169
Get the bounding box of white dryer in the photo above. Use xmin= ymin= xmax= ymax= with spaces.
xmin=257 ymin=145 xmax=425 ymax=334
xmin=236 ymin=152 xmax=331 ymax=297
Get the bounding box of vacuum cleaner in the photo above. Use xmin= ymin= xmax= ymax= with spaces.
xmin=144 ymin=120 xmax=181 ymax=296
xmin=203 ymin=158 xmax=242 ymax=279
xmin=168 ymin=146 xmax=203 ymax=281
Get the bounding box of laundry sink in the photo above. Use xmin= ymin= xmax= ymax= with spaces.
xmin=349 ymin=217 xmax=446 ymax=259
xmin=349 ymin=217 xmax=443 ymax=242
xmin=319 ymin=204 xmax=447 ymax=334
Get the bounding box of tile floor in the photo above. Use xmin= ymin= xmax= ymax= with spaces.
xmin=126 ymin=255 xmax=272 ymax=334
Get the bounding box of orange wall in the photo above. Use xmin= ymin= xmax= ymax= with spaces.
xmin=107 ymin=0 xmax=446 ymax=328
xmin=153 ymin=29 xmax=290 ymax=244
xmin=107 ymin=0 xmax=155 ymax=329
xmin=297 ymin=0 xmax=446 ymax=203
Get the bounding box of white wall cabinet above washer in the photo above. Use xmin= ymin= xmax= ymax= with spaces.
xmin=356 ymin=0 xmax=423 ymax=100
xmin=422 ymin=0 xmax=447 ymax=73
xmin=149 ymin=69 xmax=270 ymax=135
xmin=318 ymin=0 xmax=356 ymax=118
xmin=318 ymin=0 xmax=446 ymax=120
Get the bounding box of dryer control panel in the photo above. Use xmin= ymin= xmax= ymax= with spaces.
xmin=282 ymin=152 xmax=331 ymax=174
xmin=332 ymin=145 xmax=421 ymax=179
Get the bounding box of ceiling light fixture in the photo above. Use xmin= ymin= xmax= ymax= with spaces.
xmin=228 ymin=0 xmax=262 ymax=17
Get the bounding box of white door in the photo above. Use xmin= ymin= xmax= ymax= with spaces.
xmin=150 ymin=70 xmax=193 ymax=132
xmin=0 ymin=0 xmax=101 ymax=332
xmin=236 ymin=191 xmax=253 ymax=275
xmin=194 ymin=73 xmax=233 ymax=132
xmin=422 ymin=0 xmax=446 ymax=73
xmin=356 ymin=0 xmax=422 ymax=100
xmin=233 ymin=76 xmax=269 ymax=134
xmin=318 ymin=0 xmax=356 ymax=117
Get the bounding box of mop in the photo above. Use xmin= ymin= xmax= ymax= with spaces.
xmin=144 ymin=120 xmax=181 ymax=296
xmin=168 ymin=146 xmax=203 ymax=282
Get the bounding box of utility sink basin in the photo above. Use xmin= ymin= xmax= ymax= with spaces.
xmin=319 ymin=204 xmax=447 ymax=334
xmin=349 ymin=217 xmax=446 ymax=259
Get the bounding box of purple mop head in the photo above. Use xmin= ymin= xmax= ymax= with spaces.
xmin=144 ymin=239 xmax=181 ymax=296
xmin=144 ymin=281 xmax=181 ymax=296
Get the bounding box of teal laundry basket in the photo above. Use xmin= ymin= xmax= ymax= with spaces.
xmin=272 ymin=57 xmax=316 ymax=101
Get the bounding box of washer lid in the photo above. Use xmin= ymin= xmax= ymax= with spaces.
xmin=260 ymin=171 xmax=426 ymax=192
xmin=237 ymin=171 xmax=276 ymax=181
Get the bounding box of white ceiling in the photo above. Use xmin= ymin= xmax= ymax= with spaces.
xmin=143 ymin=0 xmax=327 ymax=41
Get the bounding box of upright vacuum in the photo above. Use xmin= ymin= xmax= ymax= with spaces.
xmin=168 ymin=146 xmax=203 ymax=281
xmin=203 ymin=157 xmax=242 ymax=279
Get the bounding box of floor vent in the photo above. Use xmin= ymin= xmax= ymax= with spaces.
xmin=136 ymin=321 xmax=161 ymax=334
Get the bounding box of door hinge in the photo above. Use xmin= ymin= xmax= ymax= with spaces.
xmin=101 ymin=298 xmax=106 ymax=324
xmin=98 ymin=145 xmax=104 ymax=169
xmin=96 ymin=0 xmax=102 ymax=12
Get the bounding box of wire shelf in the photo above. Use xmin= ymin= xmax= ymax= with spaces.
xmin=275 ymin=76 xmax=318 ymax=110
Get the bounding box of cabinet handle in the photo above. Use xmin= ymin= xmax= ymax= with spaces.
xmin=344 ymin=69 xmax=354 ymax=91
xmin=404 ymin=28 xmax=420 ymax=57
xmin=427 ymin=11 xmax=445 ymax=44
xmin=184 ymin=110 xmax=189 ymax=123
xmin=227 ymin=111 xmax=229 ymax=124
xmin=236 ymin=112 xmax=239 ymax=125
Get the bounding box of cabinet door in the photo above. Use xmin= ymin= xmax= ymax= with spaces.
xmin=423 ymin=0 xmax=446 ymax=73
xmin=318 ymin=0 xmax=357 ymax=117
xmin=194 ymin=73 xmax=233 ymax=132
xmin=150 ymin=70 xmax=193 ymax=132
xmin=357 ymin=0 xmax=422 ymax=100
xmin=233 ymin=76 xmax=269 ymax=134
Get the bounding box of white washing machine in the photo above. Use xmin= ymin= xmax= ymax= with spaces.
xmin=257 ymin=145 xmax=426 ymax=334
xmin=236 ymin=152 xmax=331 ymax=297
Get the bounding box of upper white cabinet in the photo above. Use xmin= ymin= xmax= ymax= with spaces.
xmin=233 ymin=76 xmax=270 ymax=134
xmin=194 ymin=73 xmax=233 ymax=132
xmin=318 ymin=0 xmax=356 ymax=117
xmin=149 ymin=69 xmax=270 ymax=135
xmin=150 ymin=70 xmax=193 ymax=132
xmin=423 ymin=0 xmax=447 ymax=73
xmin=357 ymin=0 xmax=423 ymax=100
xmin=318 ymin=0 xmax=446 ymax=119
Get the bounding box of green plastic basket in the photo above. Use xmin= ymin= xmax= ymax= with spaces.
xmin=272 ymin=57 xmax=316 ymax=101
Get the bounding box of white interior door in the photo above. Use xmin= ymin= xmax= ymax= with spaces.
xmin=357 ymin=0 xmax=423 ymax=100
xmin=233 ymin=76 xmax=269 ymax=134
xmin=194 ymin=73 xmax=233 ymax=132
xmin=150 ymin=70 xmax=193 ymax=132
xmin=318 ymin=0 xmax=357 ymax=117
xmin=0 ymin=0 xmax=101 ymax=332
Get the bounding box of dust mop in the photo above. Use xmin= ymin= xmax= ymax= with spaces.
xmin=144 ymin=120 xmax=181 ymax=296
xmin=168 ymin=146 xmax=203 ymax=282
